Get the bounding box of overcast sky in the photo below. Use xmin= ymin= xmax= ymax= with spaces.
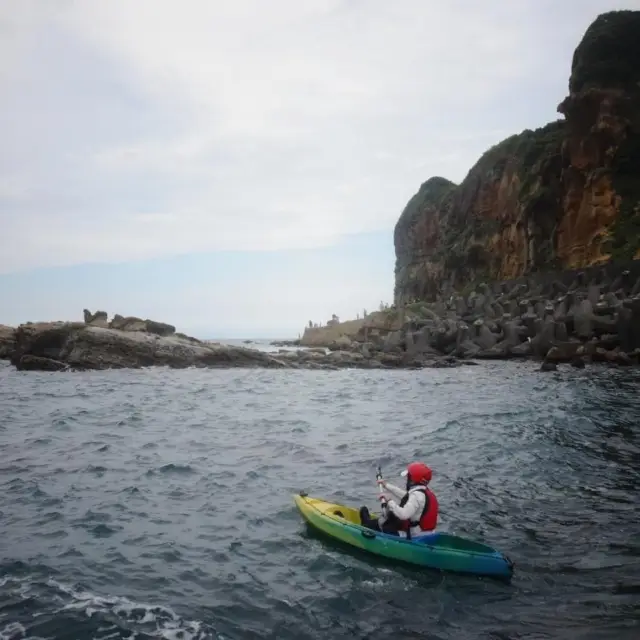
xmin=1 ymin=0 xmax=637 ymax=337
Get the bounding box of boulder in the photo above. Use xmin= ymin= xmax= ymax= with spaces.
xmin=544 ymin=342 xmax=583 ymax=363
xmin=109 ymin=314 xmax=147 ymax=332
xmin=83 ymin=309 xmax=109 ymax=328
xmin=9 ymin=323 xmax=292 ymax=371
xmin=145 ymin=320 xmax=176 ymax=337
xmin=16 ymin=355 xmax=68 ymax=372
xmin=328 ymin=335 xmax=354 ymax=351
xmin=0 ymin=324 xmax=16 ymax=359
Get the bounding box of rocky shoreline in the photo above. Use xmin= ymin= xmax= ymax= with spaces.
xmin=295 ymin=267 xmax=640 ymax=372
xmin=2 ymin=266 xmax=640 ymax=375
xmin=0 ymin=311 xmax=474 ymax=373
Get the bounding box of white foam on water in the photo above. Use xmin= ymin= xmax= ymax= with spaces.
xmin=0 ymin=622 xmax=25 ymax=640
xmin=47 ymin=579 xmax=207 ymax=640
xmin=1 ymin=575 xmax=217 ymax=640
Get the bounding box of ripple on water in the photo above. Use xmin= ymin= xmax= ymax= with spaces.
xmin=0 ymin=361 xmax=639 ymax=639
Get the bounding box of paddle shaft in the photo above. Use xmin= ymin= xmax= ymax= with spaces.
xmin=376 ymin=466 xmax=388 ymax=519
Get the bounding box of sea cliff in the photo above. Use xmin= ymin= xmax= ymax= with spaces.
xmin=394 ymin=10 xmax=640 ymax=305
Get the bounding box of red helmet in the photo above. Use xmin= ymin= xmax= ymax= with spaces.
xmin=401 ymin=462 xmax=432 ymax=485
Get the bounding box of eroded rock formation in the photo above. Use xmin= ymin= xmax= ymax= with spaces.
xmin=394 ymin=10 xmax=640 ymax=305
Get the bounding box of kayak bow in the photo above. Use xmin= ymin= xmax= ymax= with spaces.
xmin=294 ymin=492 xmax=514 ymax=580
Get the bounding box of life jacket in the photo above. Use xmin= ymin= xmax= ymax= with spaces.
xmin=397 ymin=486 xmax=438 ymax=534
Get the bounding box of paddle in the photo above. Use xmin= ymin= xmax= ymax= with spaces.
xmin=375 ymin=465 xmax=388 ymax=520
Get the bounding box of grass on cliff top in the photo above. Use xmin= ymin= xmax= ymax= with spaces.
xmin=463 ymin=120 xmax=565 ymax=184
xmin=394 ymin=176 xmax=457 ymax=236
xmin=569 ymin=10 xmax=640 ymax=93
xmin=432 ymin=121 xmax=565 ymax=273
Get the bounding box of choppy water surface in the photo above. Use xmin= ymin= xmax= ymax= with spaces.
xmin=1 ymin=360 xmax=639 ymax=640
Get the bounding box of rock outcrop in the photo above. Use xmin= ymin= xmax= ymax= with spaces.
xmin=394 ymin=10 xmax=640 ymax=305
xmin=0 ymin=324 xmax=16 ymax=359
xmin=3 ymin=276 xmax=639 ymax=372
xmin=5 ymin=322 xmax=291 ymax=371
xmin=0 ymin=310 xmax=472 ymax=372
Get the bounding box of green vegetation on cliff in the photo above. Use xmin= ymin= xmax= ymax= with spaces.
xmin=394 ymin=176 xmax=456 ymax=240
xmin=393 ymin=10 xmax=640 ymax=304
xmin=609 ymin=129 xmax=640 ymax=261
xmin=571 ymin=10 xmax=640 ymax=263
xmin=435 ymin=120 xmax=565 ymax=276
xmin=569 ymin=10 xmax=640 ymax=92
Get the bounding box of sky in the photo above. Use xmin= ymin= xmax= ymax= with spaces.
xmin=1 ymin=0 xmax=637 ymax=338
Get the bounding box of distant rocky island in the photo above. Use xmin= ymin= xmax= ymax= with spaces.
xmin=2 ymin=10 xmax=639 ymax=375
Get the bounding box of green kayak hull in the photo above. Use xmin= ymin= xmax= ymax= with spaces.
xmin=294 ymin=492 xmax=514 ymax=580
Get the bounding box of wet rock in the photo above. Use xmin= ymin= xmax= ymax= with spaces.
xmin=544 ymin=343 xmax=583 ymax=363
xmin=540 ymin=361 xmax=557 ymax=372
xmin=570 ymin=356 xmax=586 ymax=369
xmin=510 ymin=340 xmax=532 ymax=357
xmin=16 ymin=355 xmax=69 ymax=371
xmin=602 ymin=349 xmax=633 ymax=366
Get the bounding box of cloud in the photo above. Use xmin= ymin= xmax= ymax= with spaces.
xmin=1 ymin=0 xmax=639 ymax=273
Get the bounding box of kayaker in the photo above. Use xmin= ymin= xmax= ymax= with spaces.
xmin=359 ymin=462 xmax=439 ymax=538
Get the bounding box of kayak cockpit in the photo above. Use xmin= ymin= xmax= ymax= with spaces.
xmin=305 ymin=497 xmax=362 ymax=525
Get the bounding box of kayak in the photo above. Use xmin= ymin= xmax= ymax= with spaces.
xmin=294 ymin=492 xmax=514 ymax=580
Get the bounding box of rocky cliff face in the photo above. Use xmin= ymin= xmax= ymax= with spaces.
xmin=394 ymin=10 xmax=640 ymax=305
